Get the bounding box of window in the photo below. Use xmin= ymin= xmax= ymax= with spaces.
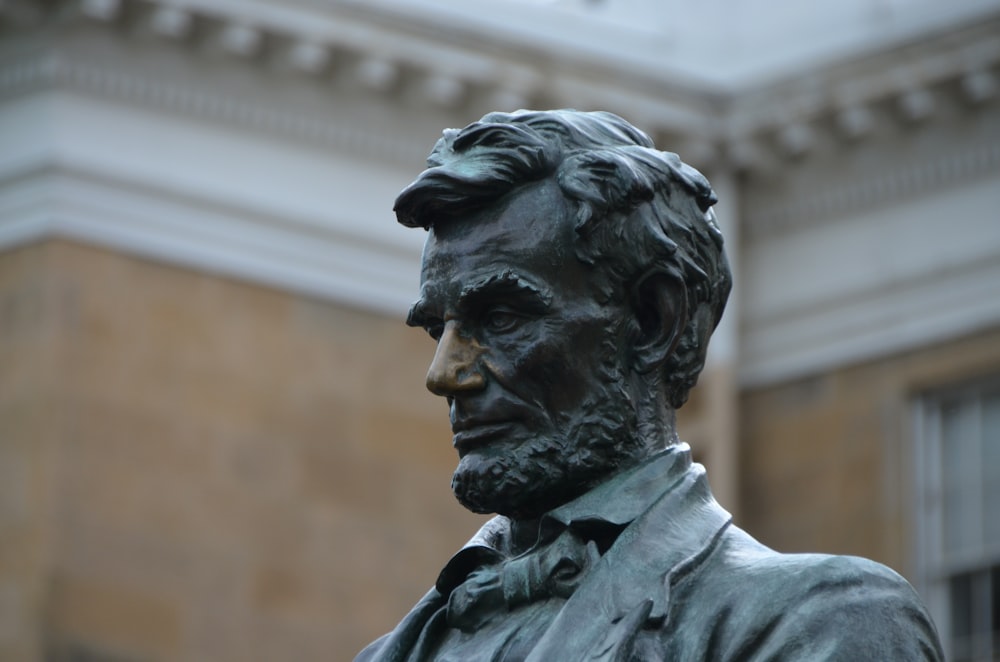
xmin=916 ymin=378 xmax=1000 ymax=661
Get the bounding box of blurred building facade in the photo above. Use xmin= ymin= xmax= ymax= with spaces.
xmin=1 ymin=0 xmax=999 ymax=660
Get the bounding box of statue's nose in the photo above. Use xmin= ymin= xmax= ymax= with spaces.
xmin=426 ymin=322 xmax=486 ymax=396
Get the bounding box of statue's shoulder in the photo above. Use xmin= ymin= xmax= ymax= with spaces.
xmin=710 ymin=527 xmax=917 ymax=602
xmin=665 ymin=525 xmax=944 ymax=660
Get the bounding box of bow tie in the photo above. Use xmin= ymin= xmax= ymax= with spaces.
xmin=446 ymin=530 xmax=601 ymax=632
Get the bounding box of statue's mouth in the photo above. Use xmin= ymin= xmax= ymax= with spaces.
xmin=452 ymin=421 xmax=516 ymax=455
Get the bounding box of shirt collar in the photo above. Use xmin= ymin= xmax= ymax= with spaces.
xmin=436 ymin=444 xmax=693 ymax=594
xmin=544 ymin=443 xmax=692 ymax=529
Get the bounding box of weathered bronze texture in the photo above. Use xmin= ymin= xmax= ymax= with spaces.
xmin=356 ymin=110 xmax=943 ymax=661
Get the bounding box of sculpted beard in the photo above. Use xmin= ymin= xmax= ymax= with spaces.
xmin=451 ymin=339 xmax=640 ymax=520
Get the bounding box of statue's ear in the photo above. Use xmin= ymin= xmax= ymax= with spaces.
xmin=629 ymin=270 xmax=687 ymax=374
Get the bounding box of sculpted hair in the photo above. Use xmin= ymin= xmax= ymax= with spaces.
xmin=394 ymin=109 xmax=731 ymax=408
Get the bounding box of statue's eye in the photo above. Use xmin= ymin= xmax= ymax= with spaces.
xmin=483 ymin=310 xmax=520 ymax=333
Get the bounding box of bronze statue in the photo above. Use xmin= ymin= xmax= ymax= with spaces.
xmin=356 ymin=110 xmax=943 ymax=661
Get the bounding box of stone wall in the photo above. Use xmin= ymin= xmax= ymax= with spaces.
xmin=739 ymin=325 xmax=1000 ymax=579
xmin=0 ymin=240 xmax=485 ymax=661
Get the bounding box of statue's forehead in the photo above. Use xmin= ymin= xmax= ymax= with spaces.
xmin=423 ymin=183 xmax=573 ymax=266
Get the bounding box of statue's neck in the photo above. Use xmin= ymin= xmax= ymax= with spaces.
xmin=632 ymin=373 xmax=679 ymax=457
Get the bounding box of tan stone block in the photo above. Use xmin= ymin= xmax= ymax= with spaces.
xmin=46 ymin=574 xmax=181 ymax=659
xmin=0 ymin=582 xmax=27 ymax=646
xmin=252 ymin=565 xmax=311 ymax=616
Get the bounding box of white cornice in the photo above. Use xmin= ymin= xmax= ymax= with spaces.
xmin=0 ymin=162 xmax=423 ymax=316
xmin=0 ymin=0 xmax=722 ymax=138
xmin=0 ymin=52 xmax=432 ymax=167
xmin=304 ymin=0 xmax=1000 ymax=90
xmin=726 ymin=18 xmax=1000 ymax=133
xmin=745 ymin=137 xmax=1000 ymax=240
xmin=740 ymin=255 xmax=1000 ymax=388
xmin=740 ymin=174 xmax=1000 ymax=387
xmin=0 ymin=86 xmax=428 ymax=316
xmin=4 ymin=0 xmax=997 ymax=154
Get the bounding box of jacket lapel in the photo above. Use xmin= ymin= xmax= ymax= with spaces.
xmin=525 ymin=463 xmax=732 ymax=662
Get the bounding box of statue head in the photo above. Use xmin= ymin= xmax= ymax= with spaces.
xmin=396 ymin=109 xmax=731 ymax=520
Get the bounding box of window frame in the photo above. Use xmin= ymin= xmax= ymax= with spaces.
xmin=914 ymin=376 xmax=1000 ymax=661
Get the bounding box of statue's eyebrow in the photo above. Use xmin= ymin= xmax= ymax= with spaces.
xmin=457 ymin=271 xmax=552 ymax=312
xmin=407 ymin=271 xmax=553 ymax=330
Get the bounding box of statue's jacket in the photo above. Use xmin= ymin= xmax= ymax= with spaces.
xmin=356 ymin=445 xmax=944 ymax=661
